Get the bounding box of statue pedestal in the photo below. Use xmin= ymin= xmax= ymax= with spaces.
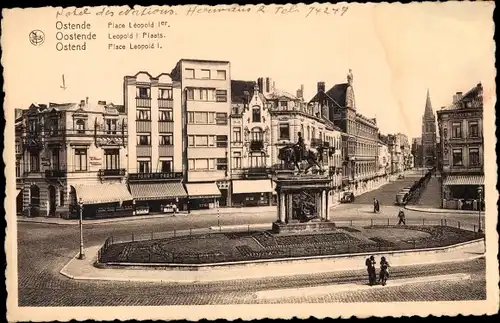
xmin=273 ymin=173 xmax=335 ymax=234
xmin=272 ymin=221 xmax=336 ymax=234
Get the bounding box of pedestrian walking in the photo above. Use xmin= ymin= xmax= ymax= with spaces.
xmin=397 ymin=208 xmax=406 ymax=225
xmin=373 ymin=198 xmax=380 ymax=213
xmin=365 ymin=255 xmax=377 ymax=286
xmin=378 ymin=256 xmax=390 ymax=286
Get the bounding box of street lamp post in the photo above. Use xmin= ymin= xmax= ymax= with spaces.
xmin=477 ymin=186 xmax=483 ymax=233
xmin=78 ymin=198 xmax=85 ymax=260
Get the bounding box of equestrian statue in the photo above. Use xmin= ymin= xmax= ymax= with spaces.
xmin=278 ymin=132 xmax=326 ymax=174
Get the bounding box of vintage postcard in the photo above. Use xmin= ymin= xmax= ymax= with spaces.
xmin=2 ymin=2 xmax=498 ymax=321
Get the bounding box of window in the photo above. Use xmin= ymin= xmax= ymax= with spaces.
xmin=74 ymin=149 xmax=87 ymax=171
xmin=51 ymin=148 xmax=60 ymax=170
xmin=216 ymin=70 xmax=226 ymax=80
xmin=195 ymin=112 xmax=208 ymax=124
xmin=104 ymin=149 xmax=120 ymax=170
xmin=49 ymin=118 xmax=59 ymax=135
xmin=187 ymin=88 xmax=194 ymax=100
xmin=105 ymin=119 xmax=117 ymax=134
xmin=251 ymin=127 xmax=263 ymax=141
xmin=15 ymin=163 xmax=21 ymax=178
xmin=279 ymin=124 xmax=290 ymax=140
xmin=198 ymin=88 xmax=210 ymax=101
xmin=217 ymin=158 xmax=228 ymax=171
xmin=200 ymin=69 xmax=211 ymax=79
xmin=137 ymin=159 xmax=151 ymax=173
xmin=469 ymin=148 xmax=480 ymax=166
xmin=216 ymin=112 xmax=227 ymax=125
xmin=159 ymin=88 xmax=173 ymax=99
xmin=469 ymin=121 xmax=479 ymax=138
xmin=452 ymin=149 xmax=463 ymax=166
xmin=75 ymin=119 xmax=86 ymax=134
xmin=29 ymin=152 xmax=40 ymax=172
xmin=159 ymin=109 xmax=173 ymax=121
xmin=159 ymin=133 xmax=173 ymax=145
xmin=15 ymin=143 xmax=21 ymax=154
xmin=233 ymin=127 xmax=241 ymax=142
xmin=188 ymin=159 xmax=195 ymax=170
xmin=188 ymin=135 xmax=194 ymax=147
xmin=252 ymin=106 xmax=261 ymax=123
xmin=280 ymin=101 xmax=288 ymax=109
xmin=136 ymin=109 xmax=151 ymax=121
xmin=250 ymin=152 xmax=266 ymax=168
xmin=216 ymin=89 xmax=228 ymax=102
xmin=28 ymin=119 xmax=38 ymax=134
xmin=136 ymin=87 xmax=151 ymax=98
xmin=137 ymin=134 xmax=151 ymax=145
xmin=451 ymin=122 xmax=462 ymax=139
xmin=193 ymin=135 xmax=215 ymax=147
xmin=196 ymin=159 xmax=209 ymax=170
xmin=160 ymin=159 xmax=172 ymax=173
xmin=216 ymin=135 xmax=228 ymax=148
xmin=185 ymin=68 xmax=195 ymax=79
xmin=232 ymin=152 xmax=242 ymax=169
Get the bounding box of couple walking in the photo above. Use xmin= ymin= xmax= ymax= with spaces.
xmin=365 ymin=255 xmax=390 ymax=286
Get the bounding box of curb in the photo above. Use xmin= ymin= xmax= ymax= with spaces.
xmin=404 ymin=205 xmax=479 ymax=215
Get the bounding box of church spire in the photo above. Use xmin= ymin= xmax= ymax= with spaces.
xmin=424 ymin=89 xmax=434 ymax=119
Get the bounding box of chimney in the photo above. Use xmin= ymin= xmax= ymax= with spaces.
xmin=98 ymin=100 xmax=107 ymax=105
xmin=80 ymin=100 xmax=85 ymax=107
xmin=453 ymin=92 xmax=463 ymax=103
xmin=317 ymin=82 xmax=325 ymax=93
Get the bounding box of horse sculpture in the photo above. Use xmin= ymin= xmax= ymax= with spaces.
xmin=278 ymin=143 xmax=325 ymax=174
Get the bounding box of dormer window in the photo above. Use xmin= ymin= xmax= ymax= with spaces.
xmin=105 ymin=119 xmax=117 ymax=134
xmin=252 ymin=106 xmax=261 ymax=123
xmin=75 ymin=119 xmax=86 ymax=134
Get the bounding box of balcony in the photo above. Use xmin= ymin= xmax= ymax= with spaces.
xmin=250 ymin=140 xmax=264 ymax=151
xmin=136 ymin=145 xmax=152 ymax=157
xmin=45 ymin=169 xmax=67 ymax=178
xmin=158 ymin=98 xmax=173 ymax=108
xmin=136 ymin=97 xmax=151 ymax=108
xmin=128 ymin=172 xmax=183 ymax=182
xmin=159 ymin=145 xmax=174 ymax=157
xmin=98 ymin=168 xmax=126 ymax=178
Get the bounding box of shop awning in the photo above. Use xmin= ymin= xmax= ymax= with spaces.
xmin=74 ymin=183 xmax=133 ymax=205
xmin=443 ymin=175 xmax=485 ymax=186
xmin=186 ymin=182 xmax=221 ymax=199
xmin=130 ymin=182 xmax=187 ymax=201
xmin=233 ymin=179 xmax=274 ymax=194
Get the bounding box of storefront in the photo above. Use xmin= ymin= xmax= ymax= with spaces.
xmin=185 ymin=182 xmax=221 ymax=210
xmin=442 ymin=175 xmax=485 ymax=210
xmin=72 ymin=183 xmax=134 ymax=219
xmin=129 ymin=182 xmax=187 ymax=214
xmin=231 ymin=179 xmax=274 ymax=207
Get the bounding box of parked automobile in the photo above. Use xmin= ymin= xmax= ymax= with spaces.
xmin=340 ymin=191 xmax=355 ymax=203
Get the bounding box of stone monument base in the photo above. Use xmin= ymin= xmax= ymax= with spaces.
xmin=272 ymin=221 xmax=337 ymax=234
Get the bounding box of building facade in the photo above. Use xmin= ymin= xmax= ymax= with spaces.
xmin=422 ymin=89 xmax=437 ymax=167
xmin=309 ymin=70 xmax=380 ymax=196
xmin=229 ymin=80 xmax=274 ymax=207
xmin=17 ymin=100 xmax=131 ymax=219
xmin=377 ymin=138 xmax=391 ymax=178
xmin=412 ymin=137 xmax=423 ymax=168
xmin=437 ymin=83 xmax=484 ymax=210
xmin=170 ymin=59 xmax=232 ymax=209
xmin=123 ymin=72 xmax=186 ymax=215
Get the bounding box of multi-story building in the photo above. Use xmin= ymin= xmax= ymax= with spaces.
xmin=229 ymin=80 xmax=274 ymax=207
xmin=260 ymin=77 xmax=343 ymax=204
xmin=377 ymin=136 xmax=391 ymax=179
xmin=412 ymin=137 xmax=423 ymax=168
xmin=309 ymin=70 xmax=379 ymax=196
xmin=437 ymin=83 xmax=484 ymax=210
xmin=422 ymin=89 xmax=437 ymax=167
xmin=17 ymin=100 xmax=132 ymax=219
xmin=123 ymin=72 xmax=186 ymax=215
xmin=170 ymin=59 xmax=232 ymax=209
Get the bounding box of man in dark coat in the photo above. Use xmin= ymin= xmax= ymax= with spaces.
xmin=397 ymin=209 xmax=406 ymax=225
xmin=365 ymin=255 xmax=377 ymax=285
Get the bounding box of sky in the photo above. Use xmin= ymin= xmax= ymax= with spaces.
xmin=2 ymin=2 xmax=495 ymax=139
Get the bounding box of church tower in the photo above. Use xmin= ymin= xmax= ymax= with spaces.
xmin=421 ymin=89 xmax=437 ymax=167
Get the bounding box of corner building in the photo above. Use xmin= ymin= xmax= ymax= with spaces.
xmin=124 ymin=72 xmax=186 ymax=215
xmin=170 ymin=59 xmax=232 ymax=209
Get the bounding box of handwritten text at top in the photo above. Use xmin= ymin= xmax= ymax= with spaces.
xmin=55 ymin=5 xmax=349 ymax=19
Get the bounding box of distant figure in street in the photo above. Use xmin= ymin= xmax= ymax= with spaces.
xmin=378 ymin=256 xmax=390 ymax=286
xmin=172 ymin=203 xmax=178 ymax=215
xmin=365 ymin=255 xmax=377 ymax=286
xmin=397 ymin=209 xmax=406 ymax=225
xmin=373 ymin=198 xmax=380 ymax=213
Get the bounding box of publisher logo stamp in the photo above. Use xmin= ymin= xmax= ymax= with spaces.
xmin=29 ymin=30 xmax=45 ymax=46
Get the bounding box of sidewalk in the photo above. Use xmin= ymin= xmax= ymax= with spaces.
xmin=60 ymin=238 xmax=484 ymax=283
xmin=17 ymin=205 xmax=278 ymax=225
xmin=405 ymin=205 xmax=482 ymax=215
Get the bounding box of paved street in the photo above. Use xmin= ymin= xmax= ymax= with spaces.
xmin=353 ymin=173 xmax=422 ymax=206
xmin=417 ymin=176 xmax=443 ymax=208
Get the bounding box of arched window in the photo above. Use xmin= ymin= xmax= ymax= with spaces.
xmin=251 ymin=127 xmax=263 ymax=141
xmin=249 ymin=151 xmax=266 ymax=168
xmin=252 ymin=106 xmax=261 ymax=123
xmin=75 ymin=119 xmax=86 ymax=134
